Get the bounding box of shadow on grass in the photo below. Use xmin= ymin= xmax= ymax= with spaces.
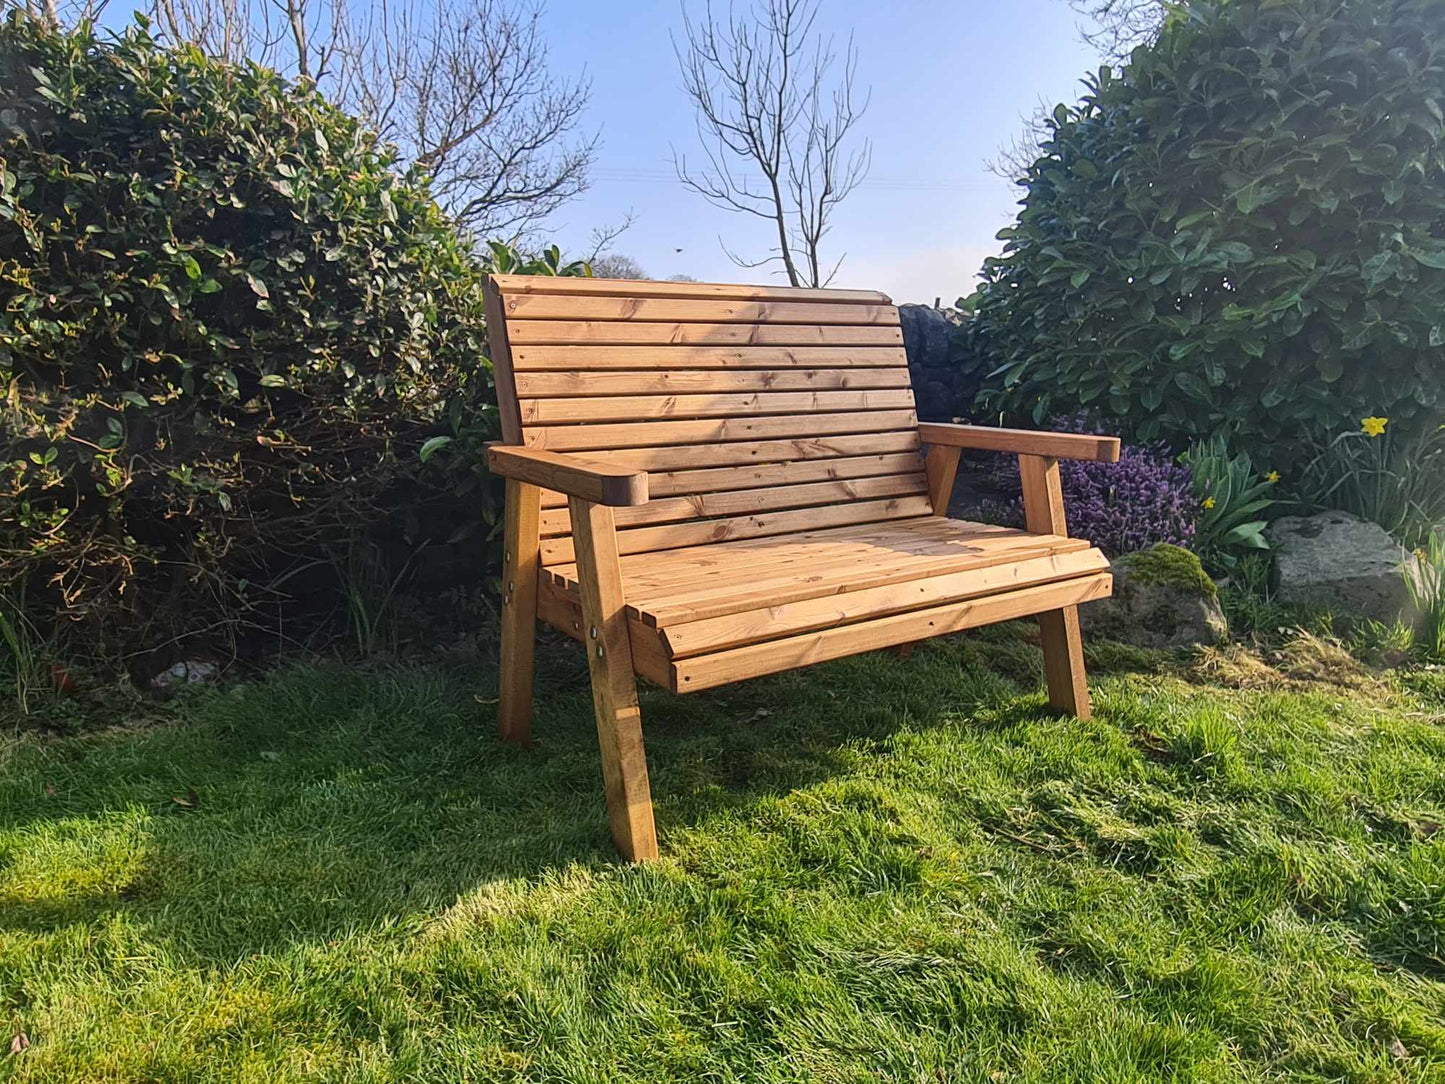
xmin=0 ymin=628 xmax=1044 ymax=968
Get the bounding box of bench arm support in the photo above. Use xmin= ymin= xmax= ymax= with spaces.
xmin=918 ymin=423 xmax=1121 ymax=463
xmin=486 ymin=444 xmax=649 ymax=506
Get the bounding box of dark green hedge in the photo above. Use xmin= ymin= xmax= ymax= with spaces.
xmin=966 ymin=0 xmax=1445 ymax=463
xmin=0 ymin=15 xmax=576 ymax=662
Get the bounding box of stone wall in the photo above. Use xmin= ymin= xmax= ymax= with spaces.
xmin=898 ymin=304 xmax=975 ymax=421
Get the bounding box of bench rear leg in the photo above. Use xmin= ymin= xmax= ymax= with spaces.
xmin=498 ymin=478 xmax=541 ymax=745
xmin=569 ymin=496 xmax=660 ymax=862
xmin=1019 ymin=454 xmax=1093 ymax=719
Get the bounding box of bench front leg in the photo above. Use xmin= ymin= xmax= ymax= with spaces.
xmin=499 ymin=477 xmax=542 ymax=744
xmin=1018 ymin=454 xmax=1092 ymax=719
xmin=568 ymin=495 xmax=660 ymax=862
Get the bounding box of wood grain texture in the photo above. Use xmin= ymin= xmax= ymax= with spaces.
xmin=497 ymin=478 xmax=541 ymax=744
xmin=489 ymin=273 xmax=889 ymax=304
xmin=538 ymin=474 xmax=928 ymax=536
xmin=565 ymin=433 xmax=923 ymax=472
xmin=510 ymin=345 xmax=909 ymax=370
xmin=522 ymin=410 xmax=918 ymax=452
xmin=507 ymin=321 xmax=903 ymax=347
xmin=515 ymin=368 xmax=912 ymax=397
xmin=925 ymin=444 xmax=962 ymax=515
xmin=538 ymin=452 xmax=926 ymax=507
xmin=518 ymin=389 xmax=915 ymax=424
xmin=659 ymin=550 xmax=1111 ymax=657
xmin=568 ymin=497 xmax=659 ymax=862
xmin=542 ymin=517 xmax=1092 ymax=626
xmin=483 ymin=277 xmax=524 ymax=444
xmin=487 ymin=444 xmax=648 ymax=506
xmin=538 ymin=495 xmax=933 ymax=564
xmin=504 ymin=294 xmax=899 ymax=325
xmin=1019 ymin=453 xmax=1092 ymax=718
xmin=535 ymin=581 xmax=672 ymax=689
xmin=919 ymin=423 xmax=1122 ymax=463
xmin=671 ymin=573 xmax=1114 ymax=692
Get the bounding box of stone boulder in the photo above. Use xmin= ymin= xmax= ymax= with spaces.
xmin=1266 ymin=511 xmax=1421 ymax=629
xmin=1083 ymin=544 xmax=1228 ymax=649
xmin=898 ymin=304 xmax=959 ymax=421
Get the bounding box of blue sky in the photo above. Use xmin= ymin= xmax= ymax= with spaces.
xmin=99 ymin=0 xmax=1106 ymax=303
xmin=540 ymin=0 xmax=1104 ymax=302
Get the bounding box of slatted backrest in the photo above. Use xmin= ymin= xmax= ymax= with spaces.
xmin=485 ymin=275 xmax=933 ymax=566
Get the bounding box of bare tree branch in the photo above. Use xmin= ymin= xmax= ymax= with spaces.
xmin=1070 ymin=0 xmax=1165 ymax=62
xmin=121 ymin=0 xmax=592 ymax=238
xmin=672 ymin=0 xmax=870 ymax=287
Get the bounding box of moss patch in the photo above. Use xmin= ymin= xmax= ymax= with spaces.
xmin=1116 ymin=544 xmax=1217 ymax=598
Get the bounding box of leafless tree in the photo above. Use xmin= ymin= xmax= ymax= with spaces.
xmin=344 ymin=0 xmax=594 ymax=237
xmin=137 ymin=0 xmax=594 ymax=238
xmin=673 ymin=0 xmax=870 ymax=288
xmin=590 ymin=253 xmax=648 ymax=280
xmin=1070 ymin=0 xmax=1166 ymax=62
xmin=984 ymin=0 xmax=1165 ymax=181
xmin=14 ymin=0 xmax=109 ymax=28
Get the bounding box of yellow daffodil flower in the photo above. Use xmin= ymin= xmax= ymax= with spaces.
xmin=1361 ymin=416 xmax=1388 ymax=437
xmin=1266 ymin=470 xmax=1280 ymax=483
xmin=1203 ymin=497 xmax=1216 ymax=510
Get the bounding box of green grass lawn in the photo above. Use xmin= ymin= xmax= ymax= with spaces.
xmin=2 ymin=627 xmax=1445 ymax=1082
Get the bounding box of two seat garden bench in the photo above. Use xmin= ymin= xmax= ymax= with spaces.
xmin=484 ymin=274 xmax=1121 ymax=861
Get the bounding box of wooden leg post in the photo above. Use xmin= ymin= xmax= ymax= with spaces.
xmin=568 ymin=496 xmax=660 ymax=862
xmin=924 ymin=443 xmax=962 ymax=516
xmin=498 ymin=478 xmax=541 ymax=745
xmin=1018 ymin=454 xmax=1092 ymax=718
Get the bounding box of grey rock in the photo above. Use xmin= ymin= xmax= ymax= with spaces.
xmin=1267 ymin=511 xmax=1421 ymax=628
xmin=151 ymin=660 xmax=218 ymax=694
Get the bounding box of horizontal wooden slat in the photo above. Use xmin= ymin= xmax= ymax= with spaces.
xmin=544 ymin=520 xmax=1093 ymax=625
xmin=635 ymin=537 xmax=1091 ymax=625
xmin=514 ymin=368 xmax=912 ymax=397
xmin=568 ymin=433 xmax=924 ymax=472
xmin=507 ymin=322 xmax=903 ymax=347
xmin=670 ymin=573 xmax=1114 ymax=692
xmin=661 ymin=550 xmax=1112 ymax=657
xmin=519 ymin=389 xmax=915 ymax=425
xmin=510 ymin=346 xmax=909 ymax=370
xmin=538 ymin=474 xmax=929 ymax=536
xmin=538 ymin=452 xmax=926 ymax=507
xmin=504 ymin=294 xmax=899 ymax=326
xmin=539 ymin=498 xmax=932 ymax=565
xmin=523 ymin=410 xmax=919 ymax=452
xmin=490 ymin=274 xmax=889 ymax=305
xmin=919 ymin=423 xmax=1122 ymax=463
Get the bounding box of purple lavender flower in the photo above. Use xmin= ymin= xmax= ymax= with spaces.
xmin=978 ymin=412 xmax=1198 ymax=557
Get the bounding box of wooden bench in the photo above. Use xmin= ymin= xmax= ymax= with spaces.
xmin=484 ymin=274 xmax=1120 ymax=861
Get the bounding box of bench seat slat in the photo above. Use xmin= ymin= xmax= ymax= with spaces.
xmin=669 ymin=574 xmax=1114 ymax=692
xmin=543 ymin=518 xmax=1094 ymax=625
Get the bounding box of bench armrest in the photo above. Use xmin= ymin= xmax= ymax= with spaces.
xmin=918 ymin=423 xmax=1121 ymax=463
xmin=486 ymin=444 xmax=649 ymax=506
